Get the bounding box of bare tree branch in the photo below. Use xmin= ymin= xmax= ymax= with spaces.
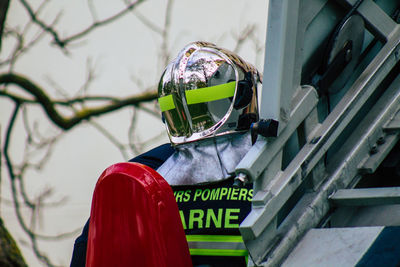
xmin=89 ymin=120 xmax=130 ymax=160
xmin=0 ymin=0 xmax=10 ymax=51
xmin=128 ymin=107 xmax=141 ymax=154
xmin=132 ymin=10 xmax=163 ymax=35
xmin=160 ymin=0 xmax=173 ymax=67
xmin=0 ymin=1 xmax=177 ymax=265
xmin=0 ymin=73 xmax=158 ymax=130
xmin=3 ymin=102 xmax=55 ymax=267
xmin=19 ymin=0 xmax=145 ymax=49
xmin=87 ymin=0 xmax=99 ymax=22
xmin=18 ymin=0 xmax=64 ymax=46
xmin=0 ymin=0 xmax=58 ymax=68
xmin=232 ymin=24 xmax=257 ymax=53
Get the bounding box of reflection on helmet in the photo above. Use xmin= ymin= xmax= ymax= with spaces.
xmin=158 ymin=41 xmax=261 ymax=145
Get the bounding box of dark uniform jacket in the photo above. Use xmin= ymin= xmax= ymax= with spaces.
xmin=70 ymin=143 xmax=251 ymax=267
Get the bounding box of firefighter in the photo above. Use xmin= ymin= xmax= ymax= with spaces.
xmin=70 ymin=41 xmax=261 ymax=267
xmin=158 ymin=41 xmax=261 ymax=266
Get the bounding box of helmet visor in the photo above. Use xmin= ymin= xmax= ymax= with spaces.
xmin=158 ymin=49 xmax=239 ymax=143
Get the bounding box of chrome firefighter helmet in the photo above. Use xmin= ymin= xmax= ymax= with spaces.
xmin=158 ymin=41 xmax=261 ymax=145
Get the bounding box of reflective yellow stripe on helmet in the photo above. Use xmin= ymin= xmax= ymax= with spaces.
xmin=158 ymin=81 xmax=236 ymax=112
xmin=185 ymin=81 xmax=236 ymax=105
xmin=158 ymin=94 xmax=175 ymax=112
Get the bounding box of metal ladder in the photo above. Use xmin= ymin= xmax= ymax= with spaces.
xmin=235 ymin=0 xmax=400 ymax=266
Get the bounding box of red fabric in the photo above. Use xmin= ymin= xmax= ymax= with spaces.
xmin=86 ymin=162 xmax=192 ymax=267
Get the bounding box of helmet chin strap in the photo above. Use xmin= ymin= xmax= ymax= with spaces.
xmin=213 ymin=134 xmax=229 ymax=178
xmin=234 ymin=72 xmax=254 ymax=110
xmin=157 ymin=132 xmax=252 ymax=185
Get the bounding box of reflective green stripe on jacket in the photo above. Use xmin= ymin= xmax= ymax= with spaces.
xmin=186 ymin=235 xmax=248 ymax=257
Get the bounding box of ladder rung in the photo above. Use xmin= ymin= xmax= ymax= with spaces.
xmin=330 ymin=187 xmax=400 ymax=206
xmin=384 ymin=111 xmax=400 ymax=132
